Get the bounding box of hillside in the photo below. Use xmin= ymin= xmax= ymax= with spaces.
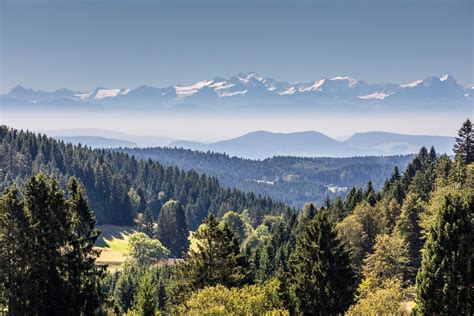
xmin=120 ymin=147 xmax=414 ymax=208
xmin=0 ymin=126 xmax=290 ymax=228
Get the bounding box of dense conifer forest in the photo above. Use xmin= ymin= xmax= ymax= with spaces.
xmin=0 ymin=126 xmax=290 ymax=228
xmin=0 ymin=119 xmax=472 ymax=314
xmin=120 ymin=147 xmax=414 ymax=208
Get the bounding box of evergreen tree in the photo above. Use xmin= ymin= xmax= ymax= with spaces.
xmin=331 ymin=195 xmax=345 ymax=221
xmin=416 ymin=192 xmax=473 ymax=314
xmin=395 ymin=192 xmax=424 ymax=283
xmin=297 ymin=203 xmax=317 ymax=229
xmin=0 ymin=174 xmax=104 ymax=314
xmin=0 ymin=187 xmax=30 ymax=314
xmin=130 ymin=271 xmax=159 ymax=316
xmin=156 ymin=200 xmax=189 ymax=257
xmin=65 ymin=178 xmax=104 ymax=314
xmin=453 ymin=118 xmax=473 ymax=164
xmin=364 ymin=180 xmax=377 ymax=206
xmin=182 ymin=213 xmax=248 ymax=290
xmin=23 ymin=173 xmax=70 ymax=313
xmin=289 ymin=211 xmax=356 ymax=314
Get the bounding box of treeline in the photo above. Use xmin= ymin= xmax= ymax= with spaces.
xmin=0 ymin=126 xmax=290 ymax=228
xmin=119 ymin=146 xmax=414 ymax=208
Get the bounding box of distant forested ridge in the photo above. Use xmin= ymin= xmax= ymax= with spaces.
xmin=0 ymin=126 xmax=290 ymax=227
xmin=120 ymin=147 xmax=414 ymax=208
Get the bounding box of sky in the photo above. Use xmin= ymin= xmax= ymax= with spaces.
xmin=1 ymin=0 xmax=473 ymax=93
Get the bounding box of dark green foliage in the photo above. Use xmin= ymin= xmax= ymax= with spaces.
xmin=134 ymin=208 xmax=156 ymax=238
xmin=416 ymin=193 xmax=473 ymax=314
xmin=249 ymin=213 xmax=297 ymax=283
xmin=0 ymin=174 xmax=104 ymax=314
xmin=453 ymin=118 xmax=473 ymax=164
xmin=131 ymin=271 xmax=159 ymax=316
xmin=181 ymin=214 xmax=249 ymax=290
xmin=289 ymin=211 xmax=356 ymax=314
xmin=120 ymin=146 xmax=413 ymax=208
xmin=156 ymin=200 xmax=189 ymax=257
xmin=344 ymin=187 xmax=364 ymax=212
xmin=298 ymin=203 xmax=317 ymax=226
xmin=64 ymin=178 xmax=104 ymax=313
xmin=0 ymin=126 xmax=289 ymax=227
xmin=0 ymin=187 xmax=29 ymax=314
xmin=364 ymin=180 xmax=377 ymax=206
xmin=103 ymin=264 xmax=172 ymax=315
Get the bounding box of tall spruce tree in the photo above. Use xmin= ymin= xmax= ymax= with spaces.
xmin=65 ymin=178 xmax=104 ymax=314
xmin=0 ymin=187 xmax=30 ymax=314
xmin=130 ymin=271 xmax=159 ymax=316
xmin=453 ymin=118 xmax=473 ymax=164
xmin=156 ymin=200 xmax=189 ymax=257
xmin=290 ymin=210 xmax=356 ymax=314
xmin=0 ymin=174 xmax=104 ymax=314
xmin=416 ymin=192 xmax=473 ymax=314
xmin=24 ymin=173 xmax=70 ymax=313
xmin=182 ymin=213 xmax=248 ymax=290
xmin=395 ymin=192 xmax=424 ymax=283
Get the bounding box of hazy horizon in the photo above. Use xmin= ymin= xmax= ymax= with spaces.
xmin=3 ymin=110 xmax=465 ymax=142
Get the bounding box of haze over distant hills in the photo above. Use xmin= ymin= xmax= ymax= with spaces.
xmin=43 ymin=128 xmax=455 ymax=158
xmin=44 ymin=128 xmax=174 ymax=147
xmin=2 ymin=73 xmax=472 ymax=112
xmin=170 ymin=130 xmax=455 ymax=159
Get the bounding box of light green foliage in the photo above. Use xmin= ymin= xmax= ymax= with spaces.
xmin=358 ymin=233 xmax=409 ymax=295
xmin=127 ymin=232 xmax=170 ymax=266
xmin=394 ymin=192 xmax=424 ymax=282
xmin=175 ymin=279 xmax=288 ymax=315
xmin=336 ymin=201 xmax=383 ymax=274
xmin=220 ymin=210 xmax=252 ymax=242
xmin=380 ymin=198 xmax=401 ymax=234
xmin=128 ymin=187 xmax=141 ymax=210
xmin=348 ymin=278 xmax=406 ymax=315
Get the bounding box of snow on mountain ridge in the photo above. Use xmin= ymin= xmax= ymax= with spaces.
xmin=3 ymin=73 xmax=470 ymax=106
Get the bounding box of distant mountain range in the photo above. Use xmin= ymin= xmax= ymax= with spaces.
xmin=46 ymin=128 xmax=456 ymax=158
xmin=170 ymin=131 xmax=455 ymax=158
xmin=2 ymin=73 xmax=472 ymax=111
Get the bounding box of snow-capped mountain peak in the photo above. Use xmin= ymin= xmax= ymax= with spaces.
xmin=2 ymin=73 xmax=471 ymax=108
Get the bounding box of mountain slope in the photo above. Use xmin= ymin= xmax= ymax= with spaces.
xmin=0 ymin=126 xmax=289 ymax=228
xmin=120 ymin=146 xmax=415 ymax=208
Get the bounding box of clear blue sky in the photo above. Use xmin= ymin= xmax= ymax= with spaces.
xmin=1 ymin=0 xmax=473 ymax=93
